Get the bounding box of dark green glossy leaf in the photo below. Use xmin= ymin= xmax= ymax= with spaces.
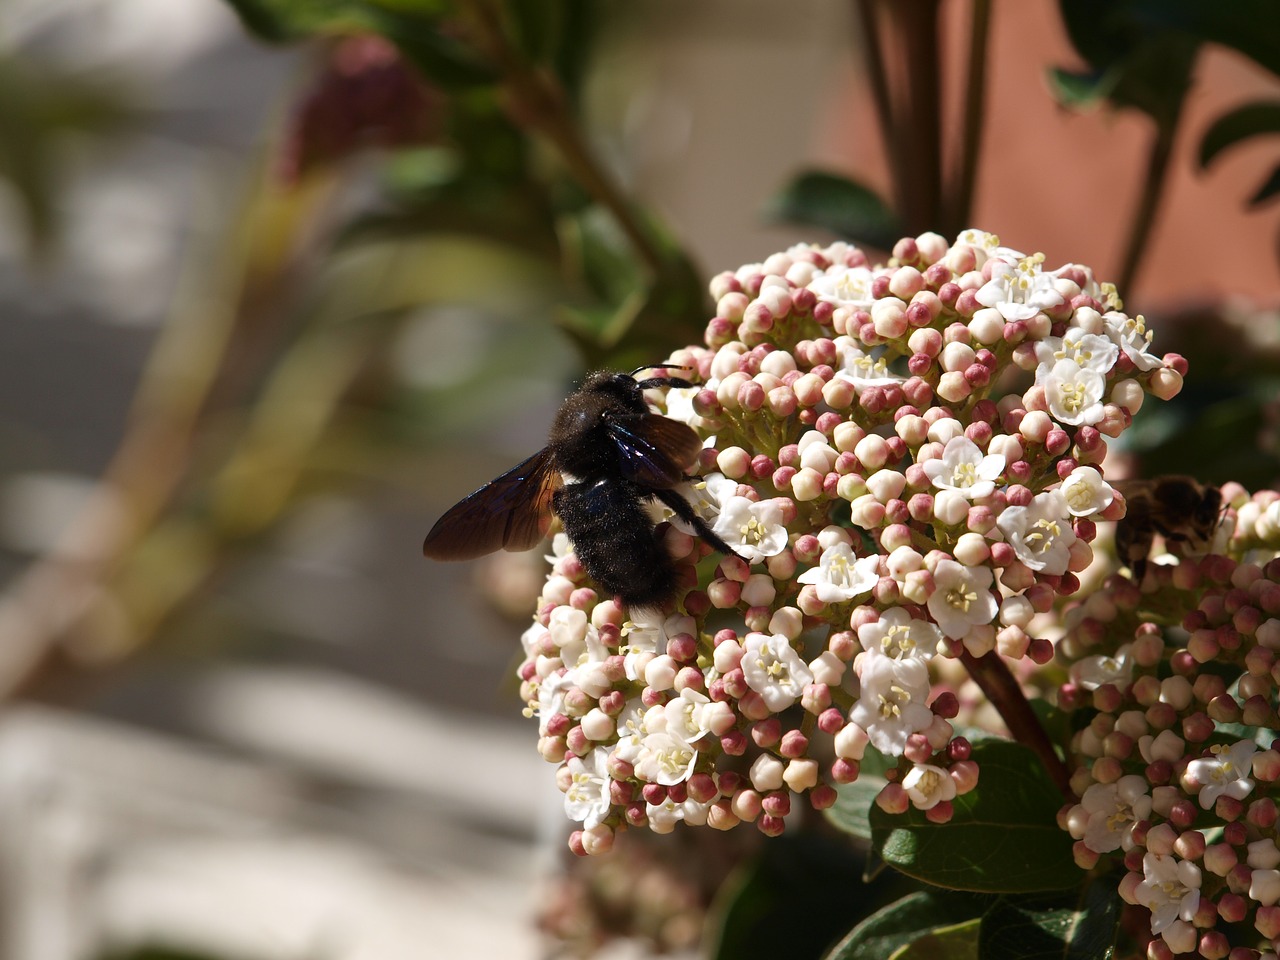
xmin=1199 ymin=101 xmax=1280 ymax=169
xmin=707 ymin=833 xmax=868 ymax=960
xmin=767 ymin=171 xmax=901 ymax=252
xmin=979 ymin=880 xmax=1122 ymax=960
xmin=869 ymin=740 xmax=1078 ymax=893
xmin=823 ymin=890 xmax=992 ymax=960
xmin=890 ymin=920 xmax=980 ymax=960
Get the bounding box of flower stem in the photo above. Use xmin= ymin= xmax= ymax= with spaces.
xmin=949 ymin=0 xmax=991 ymax=234
xmin=465 ymin=0 xmax=666 ymax=277
xmin=959 ymin=648 xmax=1072 ymax=796
xmin=1116 ymin=112 xmax=1180 ymax=296
xmin=888 ymin=0 xmax=943 ymax=233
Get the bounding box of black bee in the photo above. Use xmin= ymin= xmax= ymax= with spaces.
xmin=422 ymin=366 xmax=738 ymax=609
xmin=1115 ymin=475 xmax=1224 ymax=581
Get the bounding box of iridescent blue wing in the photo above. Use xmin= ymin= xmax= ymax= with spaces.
xmin=606 ymin=414 xmax=703 ymax=489
xmin=422 ymin=449 xmax=560 ymax=560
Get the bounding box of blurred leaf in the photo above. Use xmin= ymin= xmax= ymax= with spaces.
xmin=827 ymin=745 xmax=895 ymax=842
xmin=706 ymin=832 xmax=867 ymax=960
xmin=99 ymin=944 xmax=258 ymax=960
xmin=505 ymin=0 xmax=561 ymax=65
xmin=0 ymin=60 xmax=134 ymax=253
xmin=978 ymin=881 xmax=1122 ymax=960
xmin=1058 ymin=0 xmax=1280 ymax=76
xmin=1251 ymin=165 xmax=1280 ymax=206
xmin=1199 ymin=101 xmax=1280 ymax=169
xmin=823 ymin=890 xmax=992 ymax=960
xmin=222 ymin=0 xmax=495 ymax=89
xmin=767 ymin=171 xmax=901 ymax=251
xmin=869 ymin=740 xmax=1078 ymax=893
xmin=1044 ymin=68 xmax=1112 ymax=109
xmin=1121 ymin=382 xmax=1280 ymax=489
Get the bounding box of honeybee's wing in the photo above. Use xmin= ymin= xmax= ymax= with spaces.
xmin=607 ymin=414 xmax=703 ymax=489
xmin=422 ymin=449 xmax=561 ymax=560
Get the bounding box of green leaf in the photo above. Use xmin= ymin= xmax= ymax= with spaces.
xmin=1199 ymin=101 xmax=1280 ymax=169
xmin=1044 ymin=68 xmax=1113 ymax=109
xmin=869 ymin=740 xmax=1078 ymax=893
xmin=221 ymin=0 xmax=495 ymax=89
xmin=767 ymin=170 xmax=901 ymax=252
xmin=706 ymin=833 xmax=868 ymax=960
xmin=889 ymin=920 xmax=980 ymax=960
xmin=1055 ymin=1 xmax=1199 ymax=124
xmin=978 ymin=880 xmax=1122 ymax=960
xmin=823 ymin=890 xmax=992 ymax=960
xmin=827 ymin=746 xmax=895 ymax=841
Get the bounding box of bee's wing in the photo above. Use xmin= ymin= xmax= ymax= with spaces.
xmin=607 ymin=414 xmax=703 ymax=489
xmin=422 ymin=449 xmax=561 ymax=560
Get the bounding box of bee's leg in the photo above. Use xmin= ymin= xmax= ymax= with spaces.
xmin=651 ymin=487 xmax=740 ymax=557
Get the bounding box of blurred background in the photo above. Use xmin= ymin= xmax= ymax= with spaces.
xmin=0 ymin=1 xmax=1276 ymax=958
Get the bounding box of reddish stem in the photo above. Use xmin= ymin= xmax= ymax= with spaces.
xmin=959 ymin=648 xmax=1072 ymax=797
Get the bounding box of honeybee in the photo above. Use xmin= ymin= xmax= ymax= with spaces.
xmin=1114 ymin=476 xmax=1223 ymax=581
xmin=422 ymin=366 xmax=737 ymax=609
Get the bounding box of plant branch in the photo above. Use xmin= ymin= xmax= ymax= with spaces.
xmin=959 ymin=648 xmax=1072 ymax=797
xmin=853 ymin=0 xmax=902 ymax=214
xmin=465 ymin=0 xmax=665 ymax=276
xmin=888 ymin=0 xmax=943 ymax=233
xmin=949 ymin=0 xmax=991 ymax=234
xmin=1117 ymin=111 xmax=1181 ymax=295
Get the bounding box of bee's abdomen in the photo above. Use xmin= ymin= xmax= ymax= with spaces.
xmin=553 ymin=479 xmax=676 ymax=608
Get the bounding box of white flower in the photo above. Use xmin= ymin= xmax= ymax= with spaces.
xmin=902 ymin=763 xmax=958 ymax=810
xmin=1041 ymin=358 xmax=1105 ymax=426
xmin=1184 ymin=740 xmax=1258 ymax=809
xmin=1105 ymin=311 xmax=1162 ymax=371
xmin=1080 ymin=775 xmax=1151 ymax=853
xmin=634 ymin=731 xmax=698 ymax=786
xmin=927 ymin=559 xmax=998 ymax=639
xmin=921 ymin=436 xmax=1005 ymax=500
xmin=1070 ymin=645 xmax=1133 ymax=691
xmin=564 ymin=747 xmax=612 ymax=828
xmin=535 ymin=670 xmax=572 ymax=735
xmin=646 ymin=796 xmax=711 ymax=833
xmin=611 ymin=700 xmax=649 ymax=765
xmin=1034 ymin=328 xmax=1118 ymax=378
xmin=619 ymin=616 xmax=665 ymax=681
xmin=664 ymin=383 xmax=713 ymax=429
xmin=996 ymin=490 xmax=1076 ymax=575
xmin=1059 ymin=466 xmax=1115 ymax=517
xmin=664 ymin=688 xmax=718 ymax=743
xmin=833 ymin=337 xmax=904 ymax=389
xmin=850 ymin=652 xmax=933 ymax=755
xmin=712 ymin=496 xmax=789 ymax=562
xmin=955 ymin=228 xmax=1025 ymax=265
xmin=796 ymin=543 xmax=879 ymax=603
xmin=974 ymin=254 xmax=1064 ymax=322
xmin=1135 ymin=853 xmax=1201 ymax=935
xmin=809 ymin=264 xmax=875 ymax=308
xmin=548 ymin=605 xmax=591 ymax=650
xmin=857 ymin=607 xmax=940 ymax=663
xmin=741 ymin=633 xmax=814 ymax=712
xmin=651 ymin=471 xmax=733 ymax=533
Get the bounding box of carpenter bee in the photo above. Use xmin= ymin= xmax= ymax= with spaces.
xmin=1114 ymin=475 xmax=1224 ymax=581
xmin=422 ymin=366 xmax=738 ymax=609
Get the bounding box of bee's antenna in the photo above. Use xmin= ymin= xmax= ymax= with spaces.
xmin=628 ymin=363 xmax=692 ymax=377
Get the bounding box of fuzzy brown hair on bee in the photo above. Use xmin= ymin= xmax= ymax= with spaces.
xmin=422 ymin=366 xmax=739 ymax=610
xmin=1114 ymin=475 xmax=1223 ymax=582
